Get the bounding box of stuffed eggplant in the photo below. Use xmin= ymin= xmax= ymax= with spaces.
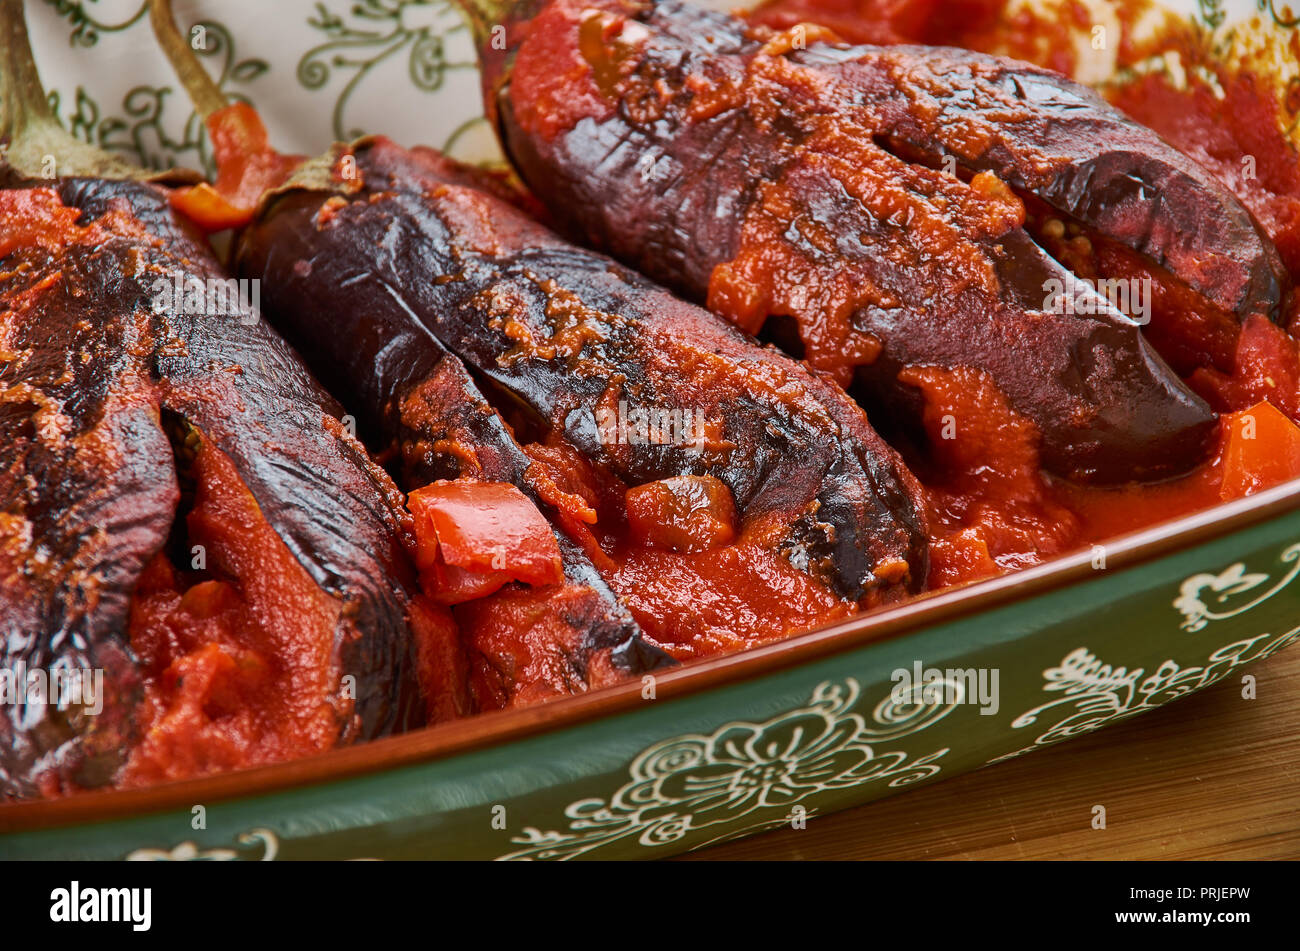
xmin=462 ymin=0 xmax=1291 ymax=483
xmin=240 ymin=140 xmax=930 ymax=605
xmin=0 ymin=0 xmax=422 ymax=799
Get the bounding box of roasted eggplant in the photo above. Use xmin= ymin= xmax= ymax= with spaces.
xmin=255 ymin=224 xmax=674 ymax=708
xmin=0 ymin=0 xmax=422 ymax=799
xmin=464 ymin=0 xmax=1291 ymax=483
xmin=145 ymin=0 xmax=672 ymax=709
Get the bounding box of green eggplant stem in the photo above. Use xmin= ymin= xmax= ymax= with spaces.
xmin=148 ymin=0 xmax=229 ymax=120
xmin=0 ymin=0 xmax=184 ymax=181
xmin=454 ymin=0 xmax=542 ymax=51
xmin=0 ymin=0 xmax=54 ymax=134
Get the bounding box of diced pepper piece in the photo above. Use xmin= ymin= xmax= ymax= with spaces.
xmin=408 ymin=479 xmax=564 ymax=586
xmin=169 ymin=182 xmax=248 ymax=233
xmin=1220 ymin=400 xmax=1300 ymax=500
xmin=408 ymin=500 xmax=442 ymax=574
xmin=171 ymin=103 xmax=303 ymax=232
xmin=625 ymin=475 xmax=738 ymax=553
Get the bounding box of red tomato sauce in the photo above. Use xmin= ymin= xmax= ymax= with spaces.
xmin=122 ymin=434 xmax=345 ymax=787
xmin=524 ymin=437 xmax=854 ymax=659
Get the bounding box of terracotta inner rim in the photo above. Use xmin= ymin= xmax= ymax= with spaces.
xmin=5 ymin=478 xmax=1300 ymax=833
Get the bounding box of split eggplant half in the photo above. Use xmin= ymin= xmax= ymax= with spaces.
xmin=464 ymin=0 xmax=1291 ymax=483
xmin=147 ymin=0 xmax=673 ymax=712
xmin=0 ymin=0 xmax=422 ymax=799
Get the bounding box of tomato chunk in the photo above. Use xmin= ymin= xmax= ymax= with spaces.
xmin=1219 ymin=401 xmax=1300 ymax=500
xmin=625 ymin=475 xmax=738 ymax=553
xmin=407 ymin=480 xmax=564 ymax=604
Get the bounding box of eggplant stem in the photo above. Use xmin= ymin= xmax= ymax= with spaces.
xmin=0 ymin=0 xmax=190 ymax=181
xmin=454 ymin=0 xmax=541 ymax=52
xmin=456 ymin=0 xmax=505 ymax=50
xmin=0 ymin=0 xmax=54 ymax=131
xmin=148 ymin=0 xmax=228 ymax=120
xmin=0 ymin=0 xmax=120 ymax=178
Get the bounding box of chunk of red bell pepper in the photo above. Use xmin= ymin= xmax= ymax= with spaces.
xmin=407 ymin=480 xmax=564 ymax=605
xmin=171 ymin=103 xmax=303 ymax=232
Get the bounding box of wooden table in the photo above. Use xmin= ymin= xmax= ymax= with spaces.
xmin=684 ymin=640 xmax=1300 ymax=860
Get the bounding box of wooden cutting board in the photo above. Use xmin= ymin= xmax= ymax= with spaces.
xmin=683 ymin=640 xmax=1300 ymax=860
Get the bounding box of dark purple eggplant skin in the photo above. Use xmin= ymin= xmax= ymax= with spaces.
xmin=0 ymin=175 xmax=423 ymax=800
xmin=478 ymin=0 xmax=1286 ymax=483
xmin=219 ymin=141 xmax=670 ymax=692
xmin=234 ymin=139 xmax=929 ymax=602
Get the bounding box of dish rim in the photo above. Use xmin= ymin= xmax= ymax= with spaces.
xmin=4 ymin=476 xmax=1300 ymax=835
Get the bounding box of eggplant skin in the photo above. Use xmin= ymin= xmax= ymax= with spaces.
xmin=236 ymin=140 xmax=928 ymax=601
xmin=0 ymin=176 xmax=423 ymax=799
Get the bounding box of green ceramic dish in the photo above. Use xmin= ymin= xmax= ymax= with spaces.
xmin=2 ymin=0 xmax=1299 ymax=860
